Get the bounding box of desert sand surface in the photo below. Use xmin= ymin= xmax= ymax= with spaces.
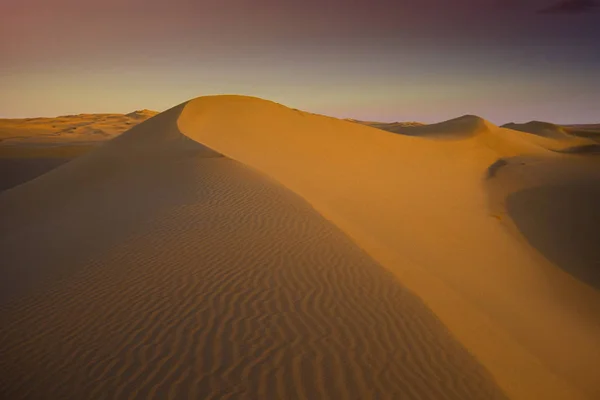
xmin=0 ymin=103 xmax=506 ymax=400
xmin=0 ymin=110 xmax=157 ymax=191
xmin=1 ymin=95 xmax=599 ymax=399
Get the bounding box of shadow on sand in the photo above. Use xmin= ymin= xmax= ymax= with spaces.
xmin=506 ymin=180 xmax=600 ymax=290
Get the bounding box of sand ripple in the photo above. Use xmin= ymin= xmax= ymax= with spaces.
xmin=0 ymin=153 xmax=504 ymax=399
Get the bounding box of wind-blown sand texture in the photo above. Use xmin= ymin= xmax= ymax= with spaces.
xmin=0 ymin=103 xmax=506 ymax=400
xmin=0 ymin=110 xmax=158 ymax=191
xmin=1 ymin=96 xmax=599 ymax=399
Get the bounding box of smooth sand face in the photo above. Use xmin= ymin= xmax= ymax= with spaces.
xmin=0 ymin=110 xmax=157 ymax=191
xmin=1 ymin=96 xmax=598 ymax=399
xmin=0 ymin=105 xmax=505 ymax=399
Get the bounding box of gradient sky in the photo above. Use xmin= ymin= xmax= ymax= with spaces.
xmin=1 ymin=0 xmax=599 ymax=124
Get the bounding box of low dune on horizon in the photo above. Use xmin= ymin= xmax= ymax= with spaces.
xmin=0 ymin=110 xmax=158 ymax=192
xmin=502 ymin=121 xmax=600 ymax=142
xmin=1 ymin=95 xmax=599 ymax=400
xmin=2 ymin=109 xmax=597 ymax=193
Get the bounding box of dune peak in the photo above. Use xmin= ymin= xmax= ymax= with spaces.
xmin=2 ymin=93 xmax=600 ymax=400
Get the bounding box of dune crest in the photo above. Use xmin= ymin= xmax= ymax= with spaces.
xmin=392 ymin=114 xmax=492 ymax=138
xmin=0 ymin=101 xmax=507 ymax=399
xmin=174 ymin=95 xmax=600 ymax=399
xmin=503 ymin=121 xmax=571 ymax=139
xmin=350 ymin=114 xmax=493 ymax=138
xmin=1 ymin=95 xmax=599 ymax=399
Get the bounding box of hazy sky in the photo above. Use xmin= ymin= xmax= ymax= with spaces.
xmin=1 ymin=0 xmax=599 ymax=123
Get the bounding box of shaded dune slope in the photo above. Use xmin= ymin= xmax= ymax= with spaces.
xmin=173 ymin=96 xmax=600 ymax=399
xmin=0 ymin=105 xmax=505 ymax=399
xmin=0 ymin=157 xmax=73 ymax=193
xmin=485 ymin=155 xmax=600 ymax=290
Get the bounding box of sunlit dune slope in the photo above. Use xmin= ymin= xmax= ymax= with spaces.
xmin=0 ymin=103 xmax=506 ymax=399
xmin=1 ymin=95 xmax=598 ymax=399
xmin=174 ymin=95 xmax=600 ymax=400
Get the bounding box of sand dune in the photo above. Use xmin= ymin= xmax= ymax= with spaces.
xmin=1 ymin=95 xmax=599 ymax=399
xmin=346 ymin=119 xmax=425 ymax=132
xmin=0 ymin=110 xmax=158 ymax=145
xmin=503 ymin=121 xmax=600 ymax=147
xmin=0 ymin=110 xmax=157 ymax=191
xmin=0 ymin=104 xmax=505 ymax=399
xmin=358 ymin=117 xmax=598 ymax=151
xmin=503 ymin=121 xmax=574 ymax=139
xmin=357 ymin=115 xmax=490 ymax=138
xmin=173 ymin=96 xmax=600 ymax=399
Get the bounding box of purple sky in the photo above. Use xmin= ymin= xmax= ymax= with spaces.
xmin=1 ymin=0 xmax=599 ymax=123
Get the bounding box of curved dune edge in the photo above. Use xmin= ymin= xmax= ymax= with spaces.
xmin=174 ymin=95 xmax=600 ymax=400
xmin=366 ymin=114 xmax=492 ymax=139
xmin=0 ymin=103 xmax=508 ymax=399
xmin=2 ymin=95 xmax=597 ymax=399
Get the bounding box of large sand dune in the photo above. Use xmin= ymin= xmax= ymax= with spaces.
xmin=174 ymin=96 xmax=600 ymax=399
xmin=0 ymin=103 xmax=506 ymax=399
xmin=1 ymin=95 xmax=599 ymax=399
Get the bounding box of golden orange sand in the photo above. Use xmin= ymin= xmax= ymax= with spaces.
xmin=0 ymin=110 xmax=157 ymax=191
xmin=1 ymin=96 xmax=599 ymax=399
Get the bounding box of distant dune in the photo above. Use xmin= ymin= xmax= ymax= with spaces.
xmin=1 ymin=96 xmax=599 ymax=399
xmin=125 ymin=109 xmax=160 ymax=119
xmin=502 ymin=121 xmax=600 ymax=144
xmin=364 ymin=114 xmax=492 ymax=139
xmin=0 ymin=110 xmax=159 ymax=146
xmin=354 ymin=117 xmax=599 ymax=151
xmin=565 ymin=123 xmax=600 ymax=131
xmin=0 ymin=110 xmax=158 ymax=191
xmin=0 ymin=100 xmax=506 ymax=400
xmin=346 ymin=119 xmax=426 ymax=132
